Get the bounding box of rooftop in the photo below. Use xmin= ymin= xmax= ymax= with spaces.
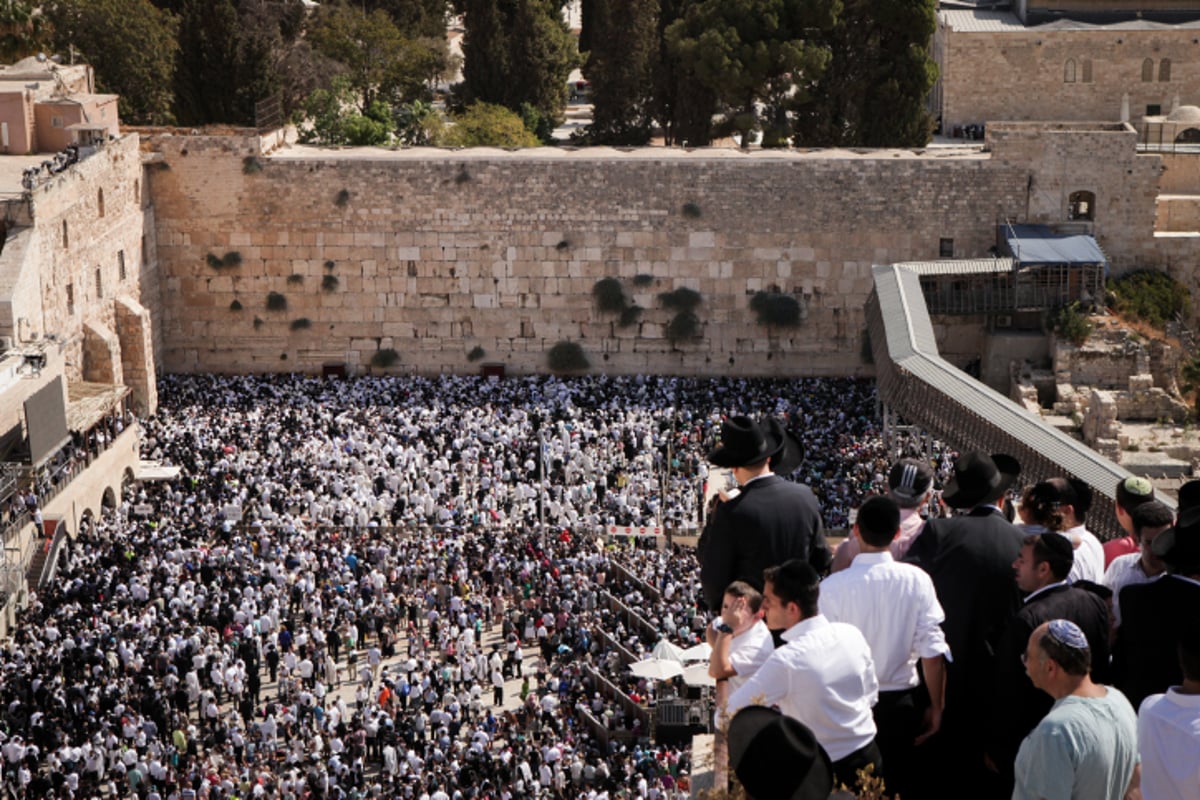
xmin=941 ymin=7 xmax=1200 ymax=31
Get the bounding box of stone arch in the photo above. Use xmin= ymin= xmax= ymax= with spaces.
xmin=1174 ymin=127 xmax=1200 ymax=144
xmin=1064 ymin=59 xmax=1077 ymax=83
xmin=1142 ymin=58 xmax=1154 ymax=82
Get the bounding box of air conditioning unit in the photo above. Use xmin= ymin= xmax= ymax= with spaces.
xmin=995 ymin=314 xmax=1013 ymax=329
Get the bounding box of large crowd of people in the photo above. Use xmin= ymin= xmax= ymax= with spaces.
xmin=0 ymin=373 xmax=942 ymax=800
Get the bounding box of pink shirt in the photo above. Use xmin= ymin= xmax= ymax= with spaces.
xmin=831 ymin=507 xmax=927 ymax=573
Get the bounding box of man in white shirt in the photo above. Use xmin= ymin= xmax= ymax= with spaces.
xmin=821 ymin=496 xmax=949 ymax=799
xmin=1102 ymin=500 xmax=1172 ymax=628
xmin=1137 ymin=623 xmax=1200 ymax=800
xmin=706 ymin=580 xmax=775 ymax=790
xmin=725 ymin=560 xmax=879 ymax=791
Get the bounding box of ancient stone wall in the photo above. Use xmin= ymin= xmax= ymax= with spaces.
xmin=938 ymin=24 xmax=1200 ymax=133
xmin=146 ymin=137 xmax=1034 ymax=376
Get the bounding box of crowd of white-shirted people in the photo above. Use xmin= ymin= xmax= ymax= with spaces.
xmin=0 ymin=373 xmax=955 ymax=800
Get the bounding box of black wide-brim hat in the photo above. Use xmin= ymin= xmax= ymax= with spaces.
xmin=708 ymin=416 xmax=784 ymax=468
xmin=941 ymin=451 xmax=1021 ymax=509
xmin=728 ymin=707 xmax=834 ymax=800
xmin=764 ymin=417 xmax=805 ymax=476
xmin=1151 ymin=504 xmax=1200 ymax=568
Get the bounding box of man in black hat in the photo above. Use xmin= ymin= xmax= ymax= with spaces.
xmin=727 ymin=707 xmax=834 ymax=800
xmin=697 ymin=415 xmax=828 ymax=612
xmin=1113 ymin=504 xmax=1200 ymax=711
xmin=987 ymin=532 xmax=1111 ymax=789
xmin=902 ymin=450 xmax=1025 ymax=798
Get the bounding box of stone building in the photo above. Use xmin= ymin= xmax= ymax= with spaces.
xmin=932 ymin=9 xmax=1200 ymax=135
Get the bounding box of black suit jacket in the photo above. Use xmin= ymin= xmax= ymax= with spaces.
xmin=1113 ymin=574 xmax=1200 ymax=710
xmin=697 ymin=475 xmax=828 ymax=610
xmin=903 ymin=508 xmax=1025 ymax=732
xmin=988 ymin=582 xmax=1112 ymax=771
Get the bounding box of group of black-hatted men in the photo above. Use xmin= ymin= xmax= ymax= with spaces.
xmin=700 ymin=414 xmax=1200 ymax=800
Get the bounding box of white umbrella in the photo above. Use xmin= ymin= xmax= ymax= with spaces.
xmin=629 ymin=658 xmax=685 ymax=681
xmin=651 ymin=639 xmax=685 ymax=663
xmin=682 ymin=662 xmax=715 ymax=688
xmin=678 ymin=642 xmax=712 ymax=662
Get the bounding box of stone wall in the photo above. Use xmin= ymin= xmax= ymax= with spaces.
xmin=147 ymin=136 xmax=1035 ymax=376
xmin=937 ymin=23 xmax=1200 ymax=133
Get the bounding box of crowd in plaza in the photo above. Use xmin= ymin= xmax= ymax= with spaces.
xmin=0 ymin=373 xmax=936 ymax=800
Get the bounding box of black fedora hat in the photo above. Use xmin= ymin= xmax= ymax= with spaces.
xmin=941 ymin=451 xmax=1020 ymax=509
xmin=1151 ymin=505 xmax=1200 ymax=570
xmin=728 ymin=707 xmax=833 ymax=800
xmin=764 ymin=417 xmax=805 ymax=476
xmin=708 ymin=416 xmax=783 ymax=469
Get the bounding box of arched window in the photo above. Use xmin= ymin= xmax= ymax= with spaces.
xmin=1064 ymin=59 xmax=1077 ymax=83
xmin=1082 ymin=59 xmax=1093 ymax=83
xmin=1069 ymin=190 xmax=1096 ymax=221
xmin=1142 ymin=58 xmax=1154 ymax=82
xmin=1175 ymin=128 xmax=1200 ymax=144
xmin=1159 ymin=59 xmax=1171 ymax=82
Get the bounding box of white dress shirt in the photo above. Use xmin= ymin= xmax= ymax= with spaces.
xmin=1102 ymin=553 xmax=1162 ymax=627
xmin=1061 ymin=525 xmax=1104 ymax=584
xmin=1137 ymin=687 xmax=1200 ymax=800
xmin=726 ymin=614 xmax=878 ymax=761
xmin=820 ymin=551 xmax=951 ymax=691
xmin=726 ymin=620 xmax=775 ymax=694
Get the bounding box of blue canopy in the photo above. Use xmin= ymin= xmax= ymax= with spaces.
xmin=1000 ymin=224 xmax=1107 ymax=267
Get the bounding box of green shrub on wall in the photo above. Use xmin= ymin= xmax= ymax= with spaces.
xmin=287 ymin=274 xmax=304 ymax=286
xmin=372 ymin=348 xmax=400 ymax=368
xmin=751 ymin=291 xmax=801 ymax=328
xmin=322 ymin=274 xmax=340 ymax=292
xmin=266 ymin=292 xmax=287 ymax=311
xmin=547 ymin=341 xmax=589 ymax=372
xmin=592 ymin=277 xmax=627 ymax=313
xmin=290 ymin=318 xmax=311 ymax=331
xmin=619 ymin=305 xmax=642 ymax=328
xmin=468 ymin=345 xmax=486 ymax=362
xmin=660 ymin=287 xmax=702 ymax=313
xmin=1108 ymin=270 xmax=1190 ymax=329
xmin=229 ymin=299 xmax=243 ymax=311
xmin=666 ymin=311 xmax=701 ymax=343
xmin=1052 ymin=302 xmax=1093 ymax=346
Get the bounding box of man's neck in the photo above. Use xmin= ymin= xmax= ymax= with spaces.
xmin=1059 ymin=675 xmax=1105 ymax=701
xmin=735 ymin=463 xmax=772 ymax=484
xmin=1176 ymin=678 xmax=1200 ymax=696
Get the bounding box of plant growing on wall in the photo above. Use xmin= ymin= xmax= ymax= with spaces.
xmin=665 ymin=311 xmax=701 ymax=343
xmin=207 ymin=251 xmax=243 ymax=270
xmin=592 ymin=277 xmax=627 ymax=313
xmin=660 ymin=287 xmax=702 ymax=314
xmin=322 ymin=274 xmax=340 ymax=292
xmin=266 ymin=292 xmax=288 ymax=311
xmin=253 ymin=316 xmax=264 ymax=329
xmin=619 ymin=305 xmax=643 ymax=328
xmin=229 ymin=299 xmax=243 ymax=311
xmin=287 ymin=274 xmax=304 ymax=285
xmin=681 ymin=202 xmax=702 ymax=219
xmin=632 ymin=273 xmax=655 ymax=288
xmin=335 ymin=189 xmax=350 ymax=207
xmin=1108 ymin=270 xmax=1190 ymax=330
xmin=468 ymin=345 xmax=486 ymax=361
xmin=547 ymin=341 xmax=589 ymax=373
xmin=242 ymin=157 xmax=262 ymax=175
xmin=290 ymin=318 xmax=311 ymax=331
xmin=372 ymin=348 xmax=400 ymax=368
xmin=751 ymin=290 xmax=801 ymax=328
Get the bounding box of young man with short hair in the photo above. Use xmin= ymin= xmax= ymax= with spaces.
xmin=725 ymin=560 xmax=879 ymax=790
xmin=1137 ymin=623 xmax=1200 ymax=800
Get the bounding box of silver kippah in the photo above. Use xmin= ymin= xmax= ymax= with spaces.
xmin=1047 ymin=619 xmax=1088 ymax=650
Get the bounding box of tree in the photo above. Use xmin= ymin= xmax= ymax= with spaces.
xmin=651 ymin=0 xmax=719 ymax=146
xmin=437 ymin=102 xmax=540 ymax=147
xmin=161 ymin=0 xmax=316 ymax=127
xmin=793 ymin=0 xmax=937 ymax=146
xmin=583 ymin=0 xmax=658 ymax=144
xmin=44 ymin=0 xmax=180 ymax=125
xmin=364 ymin=0 xmax=450 ymax=39
xmin=395 ymin=99 xmax=444 ymax=145
xmin=298 ymin=77 xmax=394 ymax=146
xmin=0 ymin=1 xmax=51 ymax=64
xmin=666 ymin=0 xmax=836 ymax=148
xmin=308 ymin=4 xmax=447 ymax=112
xmin=461 ymin=0 xmax=577 ymax=126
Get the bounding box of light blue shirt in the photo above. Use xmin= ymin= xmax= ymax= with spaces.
xmin=1013 ymin=687 xmax=1139 ymax=800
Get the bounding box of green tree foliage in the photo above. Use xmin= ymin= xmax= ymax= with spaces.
xmin=1109 ymin=270 xmax=1191 ymax=329
xmin=651 ymin=0 xmax=718 ymax=146
xmin=299 ymin=77 xmax=395 ymax=145
xmin=666 ymin=0 xmax=836 ymax=148
xmin=461 ymin=0 xmax=577 ymax=126
xmin=44 ymin=0 xmax=180 ymax=124
xmin=308 ymin=4 xmax=447 ymax=112
xmin=0 ymin=1 xmax=51 ymax=63
xmin=583 ymin=0 xmax=658 ymax=144
xmin=547 ymin=340 xmax=589 ymax=372
xmin=437 ymin=102 xmax=540 ymax=147
xmin=751 ymin=290 xmax=802 ymax=327
xmin=363 ymin=0 xmax=450 ymax=39
xmin=592 ymin=277 xmax=628 ymax=313
xmin=1051 ymin=302 xmax=1093 ymax=346
xmin=395 ymin=99 xmax=444 ymax=145
xmin=160 ymin=0 xmax=316 ymax=126
xmin=794 ymin=0 xmax=937 ymax=146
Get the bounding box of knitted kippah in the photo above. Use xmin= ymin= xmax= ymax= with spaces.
xmin=1047 ymin=619 xmax=1088 ymax=650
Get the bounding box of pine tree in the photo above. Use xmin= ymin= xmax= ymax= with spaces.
xmin=583 ymin=0 xmax=657 ymax=144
